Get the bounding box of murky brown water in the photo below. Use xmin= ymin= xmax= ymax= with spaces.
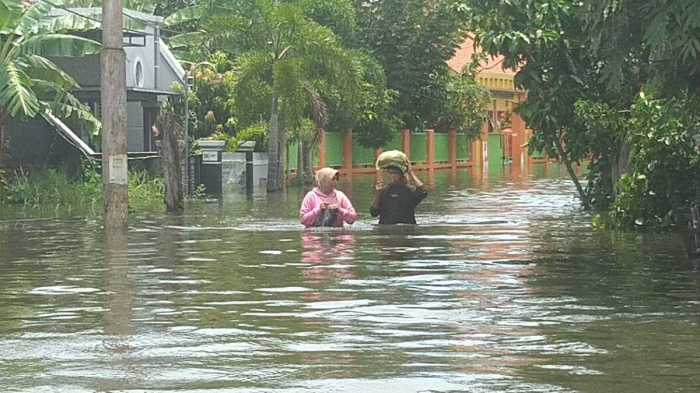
xmin=1 ymin=165 xmax=700 ymax=393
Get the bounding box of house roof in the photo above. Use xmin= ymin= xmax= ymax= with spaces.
xmin=447 ymin=36 xmax=516 ymax=76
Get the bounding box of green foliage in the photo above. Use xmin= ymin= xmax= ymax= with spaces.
xmin=433 ymin=72 xmax=490 ymax=137
xmin=356 ymin=0 xmax=472 ymax=130
xmin=611 ymin=93 xmax=700 ymax=228
xmin=228 ymin=122 xmax=269 ymax=153
xmin=583 ymin=0 xmax=700 ymax=95
xmin=181 ymin=52 xmax=239 ymax=139
xmin=0 ymin=0 xmax=101 ymax=156
xmin=0 ymin=166 xmax=165 ymax=216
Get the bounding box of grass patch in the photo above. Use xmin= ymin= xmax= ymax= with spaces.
xmin=0 ymin=167 xmax=165 ymax=218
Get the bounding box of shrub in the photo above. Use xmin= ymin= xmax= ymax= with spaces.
xmin=610 ymin=93 xmax=700 ymax=228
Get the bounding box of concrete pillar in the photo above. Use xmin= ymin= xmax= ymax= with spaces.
xmin=318 ymin=128 xmax=326 ymax=168
xmin=402 ymin=129 xmax=411 ymax=160
xmin=426 ymin=129 xmax=435 ymax=170
xmin=448 ymin=128 xmax=457 ymax=169
xmin=343 ymin=129 xmax=353 ymax=174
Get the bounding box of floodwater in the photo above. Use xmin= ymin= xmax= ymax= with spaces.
xmin=1 ymin=164 xmax=699 ymax=393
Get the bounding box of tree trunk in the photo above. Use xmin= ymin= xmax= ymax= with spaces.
xmin=554 ymin=132 xmax=590 ymax=210
xmin=300 ymin=139 xmax=314 ymax=186
xmin=267 ymin=94 xmax=282 ymax=192
xmin=612 ymin=139 xmax=631 ymax=196
xmin=158 ymin=111 xmax=184 ymax=212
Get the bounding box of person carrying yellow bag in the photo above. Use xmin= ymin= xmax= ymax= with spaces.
xmin=370 ymin=150 xmax=428 ymax=225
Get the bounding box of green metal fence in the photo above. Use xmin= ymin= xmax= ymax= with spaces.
xmin=325 ymin=132 xmax=344 ymax=167
xmin=410 ymin=133 xmax=427 ymax=163
xmin=384 ymin=131 xmax=403 ymax=151
xmin=352 ymin=142 xmax=376 ymax=166
xmin=434 ymin=133 xmax=450 ymax=163
xmin=488 ymin=133 xmax=504 ymax=171
xmin=457 ymin=134 xmax=470 ymax=161
xmin=290 ymin=130 xmax=477 ymax=170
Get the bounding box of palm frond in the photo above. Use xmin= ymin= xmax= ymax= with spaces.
xmin=0 ymin=0 xmax=23 ymax=33
xmin=164 ymin=5 xmax=205 ymax=27
xmin=25 ymin=54 xmax=78 ymax=89
xmin=0 ymin=62 xmax=40 ymax=117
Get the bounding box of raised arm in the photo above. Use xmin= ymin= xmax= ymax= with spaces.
xmin=336 ymin=191 xmax=358 ymax=224
xmin=370 ymin=174 xmax=384 ymax=217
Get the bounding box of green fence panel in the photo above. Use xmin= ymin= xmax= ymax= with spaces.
xmin=530 ymin=148 xmax=545 ymax=159
xmin=382 ymin=131 xmax=404 ymax=151
xmin=434 ymin=133 xmax=450 ymax=163
xmin=410 ymin=133 xmax=427 ymax=163
xmin=287 ymin=140 xmax=298 ymax=171
xmin=352 ymin=138 xmax=376 ymax=166
xmin=488 ymin=133 xmax=504 ymax=170
xmin=325 ymin=132 xmax=344 ymax=167
xmin=456 ymin=134 xmax=471 ymax=161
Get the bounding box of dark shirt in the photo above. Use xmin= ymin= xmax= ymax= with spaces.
xmin=369 ymin=184 xmax=428 ymax=224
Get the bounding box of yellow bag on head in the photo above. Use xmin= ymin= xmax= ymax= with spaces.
xmin=376 ymin=150 xmax=409 ymax=173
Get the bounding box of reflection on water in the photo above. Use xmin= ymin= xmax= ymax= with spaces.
xmin=1 ymin=164 xmax=700 ymax=392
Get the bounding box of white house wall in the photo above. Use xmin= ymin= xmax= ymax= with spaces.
xmin=124 ymin=25 xmax=156 ymax=89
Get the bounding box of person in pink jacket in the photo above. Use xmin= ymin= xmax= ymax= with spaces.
xmin=300 ymin=168 xmax=358 ymax=227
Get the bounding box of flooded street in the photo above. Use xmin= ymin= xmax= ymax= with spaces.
xmin=1 ymin=165 xmax=699 ymax=392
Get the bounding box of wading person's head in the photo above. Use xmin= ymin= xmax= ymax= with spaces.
xmin=384 ymin=165 xmax=406 ymax=185
xmin=315 ymin=167 xmax=339 ymax=194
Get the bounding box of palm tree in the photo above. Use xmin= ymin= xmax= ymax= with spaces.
xmin=0 ymin=0 xmax=100 ymax=165
xmin=166 ymin=0 xmax=362 ymax=191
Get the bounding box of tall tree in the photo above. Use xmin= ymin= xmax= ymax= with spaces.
xmin=356 ymin=0 xmax=471 ymax=130
xmin=166 ymin=0 xmax=363 ymax=192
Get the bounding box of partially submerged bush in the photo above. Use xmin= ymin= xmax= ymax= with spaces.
xmin=0 ymin=166 xmax=165 ymax=217
xmin=610 ymin=93 xmax=700 ymax=229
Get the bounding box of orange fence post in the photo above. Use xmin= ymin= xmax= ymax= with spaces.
xmin=511 ymin=113 xmax=526 ymax=172
xmin=402 ymin=129 xmax=411 ymax=160
xmin=448 ymin=128 xmax=457 ymax=169
xmin=426 ymin=129 xmax=435 ymax=170
xmin=342 ymin=129 xmax=353 ymax=175
xmin=318 ymin=128 xmax=327 ymax=169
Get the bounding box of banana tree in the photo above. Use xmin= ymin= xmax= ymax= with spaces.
xmin=0 ymin=0 xmax=100 ymax=165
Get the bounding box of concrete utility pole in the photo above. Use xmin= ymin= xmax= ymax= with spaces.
xmin=101 ymin=0 xmax=128 ymax=229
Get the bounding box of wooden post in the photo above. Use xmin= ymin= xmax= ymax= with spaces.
xmin=342 ymin=129 xmax=353 ymax=174
xmin=426 ymin=129 xmax=435 ymax=170
xmin=101 ymin=0 xmax=128 ymax=229
xmin=448 ymin=128 xmax=457 ymax=169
